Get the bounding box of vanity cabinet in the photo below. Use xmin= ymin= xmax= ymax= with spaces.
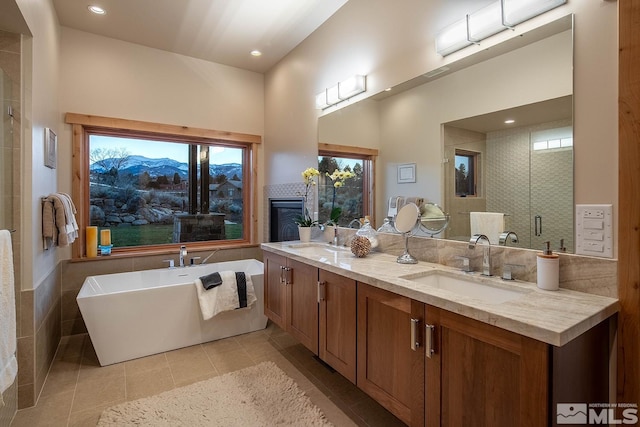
xmin=263 ymin=252 xmax=319 ymax=354
xmin=318 ymin=269 xmax=357 ymax=384
xmin=424 ymin=306 xmax=549 ymax=427
xmin=263 ymin=249 xmax=612 ymax=427
xmin=357 ymin=283 xmax=425 ymax=426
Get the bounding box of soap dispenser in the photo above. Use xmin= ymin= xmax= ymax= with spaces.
xmin=537 ymin=241 xmax=559 ymax=291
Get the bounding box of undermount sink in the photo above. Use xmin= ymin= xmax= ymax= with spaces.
xmin=401 ymin=272 xmax=529 ymax=304
xmin=287 ymin=242 xmax=350 ymax=252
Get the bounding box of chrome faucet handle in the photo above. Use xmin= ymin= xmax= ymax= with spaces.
xmin=163 ymin=259 xmax=175 ymax=269
xmin=189 ymin=256 xmax=201 ymax=266
xmin=502 ymin=263 xmax=525 ymax=281
xmin=455 ymin=256 xmax=472 ymax=273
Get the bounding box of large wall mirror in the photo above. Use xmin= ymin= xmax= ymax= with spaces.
xmin=318 ymin=14 xmax=574 ymax=252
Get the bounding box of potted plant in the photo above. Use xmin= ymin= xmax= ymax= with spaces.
xmin=294 ymin=167 xmax=320 ymax=242
xmin=323 ymin=168 xmax=355 ymax=242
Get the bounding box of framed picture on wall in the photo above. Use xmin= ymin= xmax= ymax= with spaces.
xmin=397 ymin=163 xmax=416 ymax=183
xmin=44 ymin=128 xmax=57 ymax=169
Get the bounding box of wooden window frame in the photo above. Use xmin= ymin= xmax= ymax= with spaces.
xmin=454 ymin=149 xmax=479 ymax=198
xmin=66 ymin=113 xmax=261 ymax=259
xmin=318 ymin=142 xmax=378 ymax=225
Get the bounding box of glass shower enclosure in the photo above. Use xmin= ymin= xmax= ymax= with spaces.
xmin=0 ymin=68 xmax=13 ymax=230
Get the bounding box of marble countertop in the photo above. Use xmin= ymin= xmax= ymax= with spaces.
xmin=261 ymin=241 xmax=619 ymax=346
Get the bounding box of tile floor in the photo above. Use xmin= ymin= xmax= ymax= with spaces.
xmin=11 ymin=322 xmax=406 ymax=426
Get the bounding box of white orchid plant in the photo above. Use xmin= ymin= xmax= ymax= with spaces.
xmin=294 ymin=167 xmax=320 ymax=227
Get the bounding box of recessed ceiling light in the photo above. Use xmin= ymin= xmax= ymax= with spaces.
xmin=250 ymin=50 xmax=262 ymax=57
xmin=385 ymin=88 xmax=392 ymax=92
xmin=504 ymin=119 xmax=515 ymax=124
xmin=88 ymin=5 xmax=106 ymax=15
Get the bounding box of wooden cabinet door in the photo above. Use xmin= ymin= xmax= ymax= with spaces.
xmin=286 ymin=258 xmax=319 ymax=354
xmin=357 ymin=283 xmax=425 ymax=427
xmin=319 ymin=269 xmax=357 ymax=384
xmin=263 ymin=252 xmax=287 ymax=329
xmin=425 ymin=305 xmax=549 ymax=427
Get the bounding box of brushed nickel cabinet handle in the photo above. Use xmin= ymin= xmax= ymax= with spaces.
xmin=317 ymin=281 xmax=326 ymax=302
xmin=425 ymin=324 xmax=435 ymax=358
xmin=410 ymin=318 xmax=421 ymax=351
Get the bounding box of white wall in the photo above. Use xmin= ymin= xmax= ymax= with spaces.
xmin=265 ymin=0 xmax=618 ymax=253
xmin=15 ymin=0 xmax=61 ymax=290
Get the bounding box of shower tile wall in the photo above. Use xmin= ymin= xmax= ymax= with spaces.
xmin=486 ymin=119 xmax=573 ymax=251
xmin=0 ymin=29 xmax=21 ymax=420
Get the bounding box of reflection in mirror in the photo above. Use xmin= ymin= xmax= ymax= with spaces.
xmin=318 ymin=15 xmax=573 ymax=252
xmin=420 ymin=202 xmax=450 ymax=236
xmin=444 ymin=96 xmax=573 ymax=251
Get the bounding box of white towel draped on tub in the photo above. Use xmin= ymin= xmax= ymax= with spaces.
xmin=470 ymin=212 xmax=504 ymax=245
xmin=195 ymin=271 xmax=257 ymax=320
xmin=0 ymin=230 xmax=17 ymax=408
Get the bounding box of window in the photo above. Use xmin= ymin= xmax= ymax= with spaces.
xmin=67 ymin=113 xmax=260 ymax=258
xmin=455 ymin=150 xmax=479 ymax=197
xmin=317 ymin=144 xmax=377 ymax=227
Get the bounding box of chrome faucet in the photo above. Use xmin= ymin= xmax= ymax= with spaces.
xmin=498 ymin=231 xmax=519 ymax=246
xmin=469 ymin=234 xmax=492 ymax=276
xmin=179 ymin=245 xmax=187 ymax=267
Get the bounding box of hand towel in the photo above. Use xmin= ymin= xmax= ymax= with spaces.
xmin=57 ymin=193 xmax=79 ymax=242
xmin=200 ymin=272 xmax=223 ymax=290
xmin=470 ymin=212 xmax=504 ymax=245
xmin=194 ymin=271 xmax=257 ymax=320
xmin=0 ymin=230 xmax=17 ymax=407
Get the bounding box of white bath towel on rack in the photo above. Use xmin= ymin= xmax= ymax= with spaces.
xmin=470 ymin=212 xmax=504 ymax=245
xmin=0 ymin=230 xmax=17 ymax=407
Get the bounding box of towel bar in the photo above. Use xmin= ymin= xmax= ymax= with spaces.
xmin=457 ymin=211 xmax=511 ymax=216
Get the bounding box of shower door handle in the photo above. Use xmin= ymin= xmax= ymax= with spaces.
xmin=534 ymin=215 xmax=542 ymax=237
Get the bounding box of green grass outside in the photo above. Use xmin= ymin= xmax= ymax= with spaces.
xmin=108 ymin=223 xmax=243 ymax=247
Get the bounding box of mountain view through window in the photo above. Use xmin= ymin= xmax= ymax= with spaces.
xmin=88 ymin=134 xmax=246 ymax=248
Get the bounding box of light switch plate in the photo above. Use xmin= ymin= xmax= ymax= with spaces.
xmin=576 ymin=204 xmax=613 ymax=258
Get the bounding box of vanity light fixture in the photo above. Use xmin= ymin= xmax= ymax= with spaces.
xmin=468 ymin=1 xmax=506 ymax=42
xmin=315 ymin=75 xmax=367 ymax=110
xmin=435 ymin=0 xmax=566 ymax=56
xmin=502 ymin=0 xmax=567 ymax=27
xmin=88 ymin=5 xmax=106 ymax=15
xmin=435 ymin=18 xmax=472 ymax=57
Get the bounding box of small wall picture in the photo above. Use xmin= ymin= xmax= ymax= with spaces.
xmin=397 ymin=163 xmax=416 ymax=183
xmin=44 ymin=128 xmax=57 ymax=169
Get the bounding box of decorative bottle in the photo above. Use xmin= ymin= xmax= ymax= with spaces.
xmin=356 ymin=216 xmax=379 ymax=250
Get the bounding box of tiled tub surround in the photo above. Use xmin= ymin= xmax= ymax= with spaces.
xmin=262 ymin=235 xmax=618 ymax=347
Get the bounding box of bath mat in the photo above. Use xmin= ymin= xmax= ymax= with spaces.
xmin=97 ymin=361 xmax=333 ymax=426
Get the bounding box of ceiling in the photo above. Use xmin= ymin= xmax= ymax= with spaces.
xmin=445 ymin=95 xmax=573 ymax=133
xmin=51 ymin=0 xmax=349 ymax=74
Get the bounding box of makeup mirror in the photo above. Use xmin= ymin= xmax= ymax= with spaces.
xmin=395 ymin=203 xmax=420 ymax=264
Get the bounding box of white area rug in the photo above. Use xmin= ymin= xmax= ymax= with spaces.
xmin=98 ymin=361 xmax=333 ymax=426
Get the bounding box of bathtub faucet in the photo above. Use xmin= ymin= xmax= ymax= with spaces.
xmin=179 ymin=245 xmax=187 ymax=267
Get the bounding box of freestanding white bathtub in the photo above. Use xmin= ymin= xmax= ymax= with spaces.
xmin=77 ymin=259 xmax=267 ymax=366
